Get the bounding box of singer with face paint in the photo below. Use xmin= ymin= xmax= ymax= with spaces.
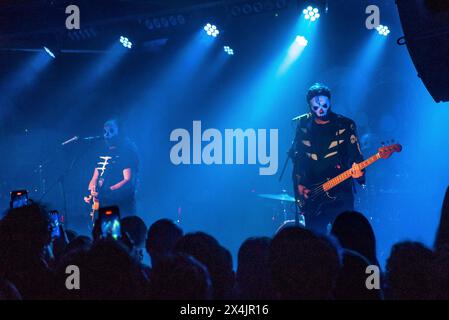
xmin=291 ymin=83 xmax=365 ymax=234
xmin=84 ymin=119 xmax=139 ymax=217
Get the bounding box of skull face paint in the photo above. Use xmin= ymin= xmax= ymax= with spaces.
xmin=104 ymin=122 xmax=119 ymax=139
xmin=309 ymin=95 xmax=331 ymax=118
xmin=103 ymin=120 xmax=120 ymax=147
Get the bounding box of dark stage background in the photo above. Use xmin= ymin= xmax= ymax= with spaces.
xmin=0 ymin=0 xmax=448 ymax=268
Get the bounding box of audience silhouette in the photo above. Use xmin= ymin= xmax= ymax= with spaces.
xmin=1 ymin=186 xmax=448 ymax=300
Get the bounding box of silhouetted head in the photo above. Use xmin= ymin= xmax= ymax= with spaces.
xmin=64 ymin=235 xmax=93 ymax=254
xmin=434 ymin=186 xmax=449 ymax=252
xmin=385 ymin=241 xmax=435 ymax=300
xmin=270 ymin=226 xmax=341 ymax=299
xmin=331 ymin=211 xmax=378 ymax=266
xmin=334 ymin=249 xmax=383 ymax=300
xmin=236 ymin=237 xmax=274 ymax=299
xmin=120 ymin=216 xmax=147 ymax=262
xmin=0 ymin=203 xmax=52 ymax=262
xmin=65 ymin=229 xmax=78 ymax=242
xmin=82 ymin=239 xmax=147 ymax=299
xmin=0 ymin=279 xmax=21 ymax=300
xmin=121 ymin=216 xmax=147 ymax=248
xmin=150 ymin=253 xmax=212 ymax=300
xmin=54 ymin=247 xmax=89 ymax=299
xmin=174 ymin=232 xmax=235 ymax=299
xmin=0 ymin=203 xmax=54 ymax=299
xmin=146 ymin=219 xmax=183 ymax=267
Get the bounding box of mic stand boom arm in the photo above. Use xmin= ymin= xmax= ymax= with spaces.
xmin=278 ymin=122 xmax=303 ymax=227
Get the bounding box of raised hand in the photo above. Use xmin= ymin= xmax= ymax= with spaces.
xmin=298 ymin=185 xmax=311 ymax=199
xmin=350 ymin=162 xmax=364 ymax=179
xmin=84 ymin=195 xmax=92 ymax=204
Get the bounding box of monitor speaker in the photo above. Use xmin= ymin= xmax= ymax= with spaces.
xmin=396 ymin=0 xmax=449 ymax=102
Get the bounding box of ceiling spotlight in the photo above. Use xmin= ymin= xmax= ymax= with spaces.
xmin=120 ymin=36 xmax=133 ymax=49
xmin=43 ymin=46 xmax=56 ymax=58
xmin=204 ymin=23 xmax=220 ymax=37
xmin=303 ymin=6 xmax=320 ymax=21
xmin=376 ymin=25 xmax=391 ymax=36
xmin=224 ymin=46 xmax=234 ymax=55
xmin=295 ymin=35 xmax=308 ymax=47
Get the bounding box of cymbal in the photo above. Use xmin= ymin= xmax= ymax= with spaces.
xmin=258 ymin=193 xmax=296 ymax=202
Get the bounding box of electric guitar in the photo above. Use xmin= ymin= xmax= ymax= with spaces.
xmin=297 ymin=144 xmax=402 ymax=217
xmin=84 ymin=177 xmax=104 ymax=226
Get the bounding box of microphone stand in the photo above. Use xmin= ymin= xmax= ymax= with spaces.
xmin=278 ymin=141 xmax=295 ymax=182
xmin=40 ymin=138 xmax=95 ymax=228
xmin=278 ymin=121 xmax=302 ymax=227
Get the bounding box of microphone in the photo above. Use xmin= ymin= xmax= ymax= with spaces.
xmin=291 ymin=114 xmax=308 ymax=122
xmin=61 ymin=136 xmax=79 ymax=146
xmin=61 ymin=136 xmax=101 ymax=146
xmin=83 ymin=136 xmax=101 ymax=140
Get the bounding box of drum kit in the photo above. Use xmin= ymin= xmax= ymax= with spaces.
xmin=257 ymin=190 xmax=305 ymax=233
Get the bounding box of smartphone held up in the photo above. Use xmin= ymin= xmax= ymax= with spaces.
xmin=97 ymin=206 xmax=121 ymax=240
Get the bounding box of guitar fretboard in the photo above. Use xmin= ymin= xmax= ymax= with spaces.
xmin=322 ymin=153 xmax=381 ymax=192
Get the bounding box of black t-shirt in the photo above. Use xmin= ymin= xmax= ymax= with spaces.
xmin=94 ymin=141 xmax=139 ymax=203
xmin=308 ymin=120 xmax=342 ymax=181
xmin=292 ymin=113 xmax=365 ymax=196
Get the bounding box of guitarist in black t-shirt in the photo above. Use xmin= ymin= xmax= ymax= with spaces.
xmin=291 ymin=83 xmax=365 ymax=233
xmin=84 ymin=119 xmax=139 ymax=219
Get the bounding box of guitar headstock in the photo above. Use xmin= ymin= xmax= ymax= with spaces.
xmin=378 ymin=144 xmax=402 ymax=159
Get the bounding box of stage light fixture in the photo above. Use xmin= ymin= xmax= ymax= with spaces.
xmin=295 ymin=35 xmax=308 ymax=46
xmin=161 ymin=17 xmax=170 ymax=28
xmin=204 ymin=23 xmax=220 ymax=37
xmin=224 ymin=46 xmax=234 ymax=55
xmin=376 ymin=25 xmax=390 ymax=36
xmin=231 ymin=5 xmax=242 ymax=16
xmin=169 ymin=15 xmax=178 ymax=26
xmin=253 ymin=1 xmax=263 ymax=13
xmin=43 ymin=46 xmax=56 ymax=58
xmin=68 ymin=27 xmax=97 ymax=41
xmin=154 ymin=18 xmax=162 ymax=29
xmin=242 ymin=3 xmax=253 ymax=14
xmin=275 ymin=0 xmax=288 ymax=9
xmin=177 ymin=14 xmax=186 ymax=25
xmin=229 ymin=0 xmax=288 ymax=17
xmin=303 ymin=6 xmax=320 ymax=21
xmin=120 ymin=36 xmax=133 ymax=49
xmin=143 ymin=14 xmax=186 ymax=31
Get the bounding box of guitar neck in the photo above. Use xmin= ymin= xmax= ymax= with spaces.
xmin=322 ymin=153 xmax=381 ymax=192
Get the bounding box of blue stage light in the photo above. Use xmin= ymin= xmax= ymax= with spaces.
xmin=295 ymin=35 xmax=308 ymax=47
xmin=43 ymin=46 xmax=55 ymax=59
xmin=224 ymin=46 xmax=234 ymax=55
xmin=204 ymin=23 xmax=220 ymax=37
xmin=376 ymin=25 xmax=390 ymax=36
xmin=303 ymin=5 xmax=320 ymax=21
xmin=119 ymin=36 xmax=133 ymax=49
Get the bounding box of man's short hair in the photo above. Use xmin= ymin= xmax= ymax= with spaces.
xmin=306 ymin=83 xmax=331 ymax=103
